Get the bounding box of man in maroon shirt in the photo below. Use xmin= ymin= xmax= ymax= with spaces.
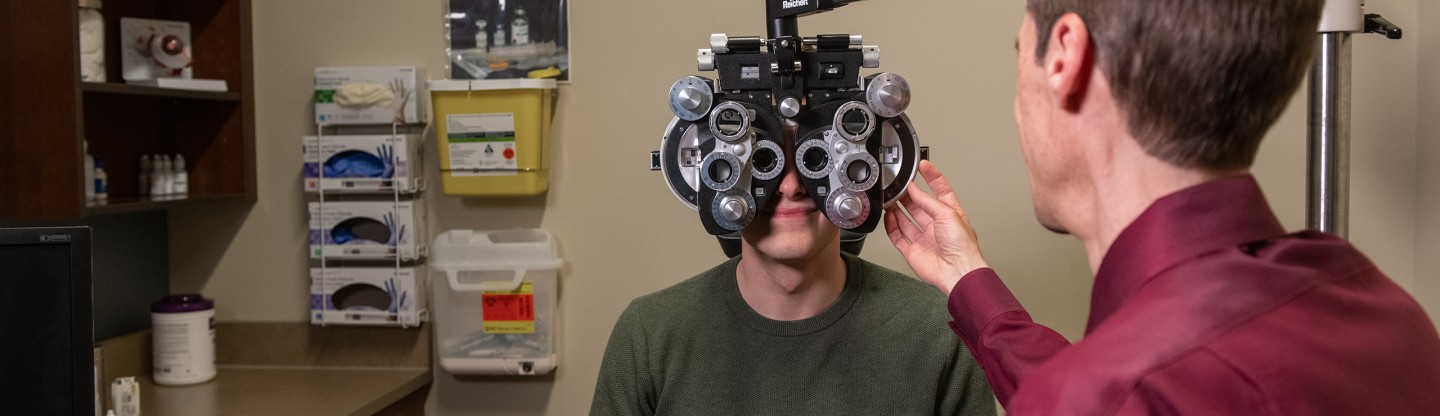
xmin=884 ymin=0 xmax=1440 ymax=414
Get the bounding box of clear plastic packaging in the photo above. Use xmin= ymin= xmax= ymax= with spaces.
xmin=443 ymin=0 xmax=570 ymax=80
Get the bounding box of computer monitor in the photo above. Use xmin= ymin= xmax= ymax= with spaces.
xmin=0 ymin=226 xmax=95 ymax=415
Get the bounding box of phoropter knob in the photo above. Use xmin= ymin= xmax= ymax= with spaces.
xmin=865 ymin=73 xmax=911 ymax=118
xmin=825 ymin=189 xmax=871 ymax=229
xmin=720 ymin=196 xmax=748 ymax=222
xmin=669 ymin=76 xmax=715 ymax=121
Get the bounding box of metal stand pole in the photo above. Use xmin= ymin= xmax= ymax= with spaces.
xmin=1306 ymin=0 xmax=1400 ymax=238
xmin=1307 ymin=33 xmax=1351 ymax=237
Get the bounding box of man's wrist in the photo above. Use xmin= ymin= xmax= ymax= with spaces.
xmin=943 ymin=264 xmax=989 ymax=297
xmin=941 ymin=274 xmax=963 ymax=297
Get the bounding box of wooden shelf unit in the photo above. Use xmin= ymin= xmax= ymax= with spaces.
xmin=0 ymin=0 xmax=255 ymax=219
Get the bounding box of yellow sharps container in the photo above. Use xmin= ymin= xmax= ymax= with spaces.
xmin=429 ymin=79 xmax=557 ymax=196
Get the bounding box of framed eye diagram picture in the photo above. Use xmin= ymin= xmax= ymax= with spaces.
xmin=447 ymin=0 xmax=570 ymax=81
xmin=120 ymin=17 xmax=193 ymax=81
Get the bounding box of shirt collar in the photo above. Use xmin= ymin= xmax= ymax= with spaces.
xmin=1087 ymin=174 xmax=1287 ymax=333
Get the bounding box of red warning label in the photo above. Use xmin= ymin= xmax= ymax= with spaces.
xmin=481 ymin=282 xmax=535 ymax=334
xmin=482 ymin=293 xmax=534 ymax=321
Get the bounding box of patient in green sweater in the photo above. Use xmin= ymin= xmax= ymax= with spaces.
xmin=590 ymin=164 xmax=995 ymax=415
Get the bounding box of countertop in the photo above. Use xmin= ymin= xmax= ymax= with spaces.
xmin=137 ymin=365 xmax=429 ymax=416
xmin=100 ymin=322 xmax=433 ymax=416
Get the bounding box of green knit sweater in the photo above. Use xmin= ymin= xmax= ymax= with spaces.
xmin=590 ymin=254 xmax=995 ymax=415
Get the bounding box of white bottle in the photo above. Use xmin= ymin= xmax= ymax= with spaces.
xmin=151 ymin=155 xmax=171 ymax=198
xmin=94 ymin=161 xmax=108 ymax=201
xmin=83 ymin=140 xmax=95 ymax=202
xmin=138 ymin=155 xmax=151 ymax=196
xmin=172 ymin=155 xmax=188 ymax=195
xmin=475 ymin=20 xmax=489 ymax=51
xmin=163 ymin=155 xmax=177 ymax=195
xmin=511 ymin=7 xmax=530 ymax=45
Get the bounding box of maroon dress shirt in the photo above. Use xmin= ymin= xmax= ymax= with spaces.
xmin=948 ymin=175 xmax=1440 ymax=415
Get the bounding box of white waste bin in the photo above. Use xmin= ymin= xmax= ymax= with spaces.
xmin=430 ymin=229 xmax=563 ymax=375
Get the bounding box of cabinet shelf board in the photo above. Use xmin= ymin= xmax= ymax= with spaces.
xmin=81 ymin=82 xmax=241 ymax=102
xmin=83 ymin=193 xmax=250 ymax=216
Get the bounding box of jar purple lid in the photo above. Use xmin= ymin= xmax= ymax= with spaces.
xmin=152 ymin=293 xmax=215 ymax=313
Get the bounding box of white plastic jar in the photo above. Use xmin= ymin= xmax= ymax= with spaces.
xmin=78 ymin=0 xmax=106 ymax=82
xmin=151 ymin=294 xmax=216 ymax=385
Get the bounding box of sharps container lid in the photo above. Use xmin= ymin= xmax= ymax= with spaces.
xmin=152 ymin=294 xmax=215 ymax=313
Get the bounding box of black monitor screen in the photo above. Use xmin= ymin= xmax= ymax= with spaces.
xmin=0 ymin=227 xmax=94 ymax=415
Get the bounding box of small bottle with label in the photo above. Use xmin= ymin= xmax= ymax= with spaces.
xmin=138 ymin=155 xmax=151 ymax=196
xmin=83 ymin=140 xmax=95 ymax=202
xmin=475 ymin=20 xmax=490 ymax=51
xmin=94 ymin=160 xmax=108 ymax=201
xmin=511 ymin=7 xmax=530 ymax=46
xmin=172 ymin=155 xmax=188 ymax=196
xmin=151 ymin=155 xmax=171 ymax=198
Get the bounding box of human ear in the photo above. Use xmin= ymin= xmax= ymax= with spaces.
xmin=1044 ymin=13 xmax=1094 ymax=111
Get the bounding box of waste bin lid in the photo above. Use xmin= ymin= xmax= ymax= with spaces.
xmin=427 ymin=78 xmax=556 ymax=92
xmin=430 ymin=229 xmax=563 ymax=271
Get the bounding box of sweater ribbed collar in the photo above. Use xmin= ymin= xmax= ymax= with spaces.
xmin=721 ymin=253 xmax=864 ymax=337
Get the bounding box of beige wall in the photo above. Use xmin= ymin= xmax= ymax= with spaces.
xmin=1346 ymin=2 xmax=1420 ymax=294
xmin=1419 ymin=1 xmax=1440 ymax=321
xmin=167 ymin=0 xmax=1436 ymax=414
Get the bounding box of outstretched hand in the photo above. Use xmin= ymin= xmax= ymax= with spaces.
xmin=377 ymin=144 xmax=396 ymax=180
xmin=884 ymin=160 xmax=989 ymax=296
xmin=389 ymin=78 xmax=411 ymax=124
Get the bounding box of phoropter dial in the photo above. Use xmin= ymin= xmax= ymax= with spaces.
xmin=826 ymin=189 xmax=870 ymax=230
xmin=750 ymin=140 xmax=786 ymax=181
xmin=700 ymin=151 xmax=745 ymax=192
xmin=865 ymin=72 xmax=911 ymax=118
xmin=709 ymin=101 xmax=753 ymax=143
xmin=833 ymin=101 xmax=877 ymax=142
xmin=838 ymin=152 xmax=880 ymax=193
xmin=669 ymin=76 xmax=715 ymax=121
xmin=712 ymin=190 xmax=757 ymax=231
xmin=795 ymin=137 xmax=833 ymax=180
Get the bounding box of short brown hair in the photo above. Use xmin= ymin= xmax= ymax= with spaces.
xmin=1028 ymin=0 xmax=1323 ymax=170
